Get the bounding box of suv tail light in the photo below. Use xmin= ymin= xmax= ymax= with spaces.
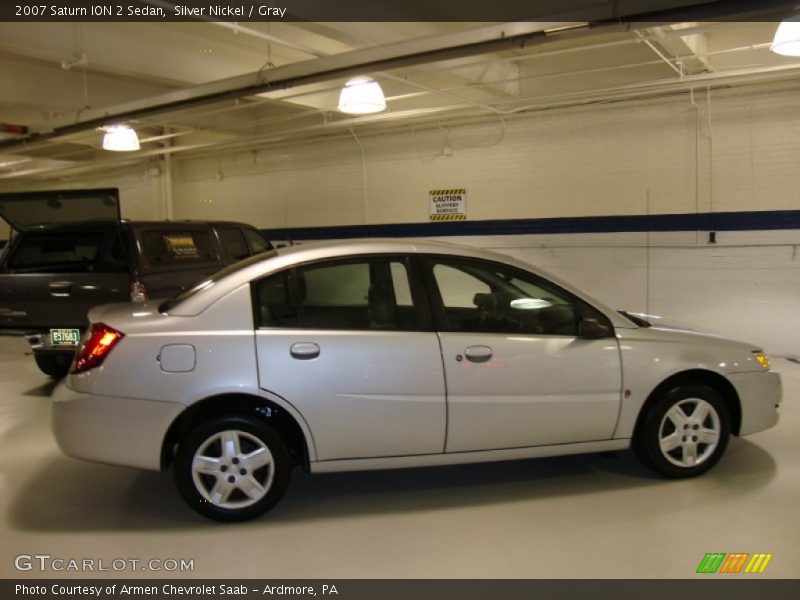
xmin=130 ymin=280 xmax=148 ymax=303
xmin=71 ymin=323 xmax=125 ymax=374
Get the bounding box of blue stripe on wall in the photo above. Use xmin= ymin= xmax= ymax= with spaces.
xmin=262 ymin=210 xmax=800 ymax=241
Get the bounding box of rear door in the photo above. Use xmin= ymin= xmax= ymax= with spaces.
xmin=253 ymin=256 xmax=446 ymax=461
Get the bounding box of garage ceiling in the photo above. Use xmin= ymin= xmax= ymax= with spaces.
xmin=1 ymin=7 xmax=799 ymax=184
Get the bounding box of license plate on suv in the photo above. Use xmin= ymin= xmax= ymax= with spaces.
xmin=50 ymin=328 xmax=81 ymax=347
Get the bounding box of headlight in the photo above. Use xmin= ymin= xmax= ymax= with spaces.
xmin=754 ymin=353 xmax=770 ymax=370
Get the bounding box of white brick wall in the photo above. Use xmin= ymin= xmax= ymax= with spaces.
xmin=168 ymin=81 xmax=800 ymax=356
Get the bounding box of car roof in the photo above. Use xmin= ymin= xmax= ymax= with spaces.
xmin=166 ymin=237 xmax=634 ymax=328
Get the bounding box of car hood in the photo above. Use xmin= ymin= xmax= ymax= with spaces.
xmin=620 ymin=312 xmax=763 ymax=353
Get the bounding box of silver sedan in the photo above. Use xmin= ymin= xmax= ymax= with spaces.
xmin=52 ymin=239 xmax=782 ymax=521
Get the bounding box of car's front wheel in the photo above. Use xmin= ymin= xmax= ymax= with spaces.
xmin=174 ymin=416 xmax=291 ymax=521
xmin=634 ymin=384 xmax=730 ymax=478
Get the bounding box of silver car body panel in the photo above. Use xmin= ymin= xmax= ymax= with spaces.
xmin=51 ymin=239 xmax=781 ymax=474
xmin=439 ymin=332 xmax=622 ymax=452
xmin=612 ymin=325 xmax=778 ymax=439
xmin=52 ymin=383 xmax=183 ymax=470
xmin=256 ymin=329 xmax=446 ymax=460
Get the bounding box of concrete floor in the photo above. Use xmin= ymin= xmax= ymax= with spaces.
xmin=1 ymin=336 xmax=798 ymax=579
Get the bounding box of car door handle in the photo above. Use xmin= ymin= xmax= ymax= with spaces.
xmin=290 ymin=342 xmax=320 ymax=360
xmin=49 ymin=281 xmax=73 ymax=297
xmin=464 ymin=345 xmax=493 ymax=363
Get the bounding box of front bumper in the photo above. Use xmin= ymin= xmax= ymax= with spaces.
xmin=52 ymin=380 xmax=184 ymax=471
xmin=728 ymin=371 xmax=782 ymax=436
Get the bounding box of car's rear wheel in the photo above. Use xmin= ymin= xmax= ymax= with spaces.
xmin=174 ymin=416 xmax=291 ymax=521
xmin=34 ymin=353 xmax=71 ymax=379
xmin=634 ymin=384 xmax=730 ymax=478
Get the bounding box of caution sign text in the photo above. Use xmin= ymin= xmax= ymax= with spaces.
xmin=429 ymin=188 xmax=467 ymax=221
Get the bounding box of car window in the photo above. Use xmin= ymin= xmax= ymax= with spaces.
xmin=430 ymin=258 xmax=589 ymax=335
xmin=142 ymin=229 xmax=219 ymax=266
xmin=7 ymin=231 xmax=104 ymax=272
xmin=255 ymin=258 xmax=417 ymax=330
xmin=93 ymin=231 xmax=129 ymax=273
xmin=243 ymin=228 xmax=273 ymax=254
xmin=217 ymin=227 xmax=250 ymax=261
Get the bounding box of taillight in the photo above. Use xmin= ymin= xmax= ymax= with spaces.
xmin=71 ymin=323 xmax=125 ymax=374
xmin=130 ymin=280 xmax=148 ymax=303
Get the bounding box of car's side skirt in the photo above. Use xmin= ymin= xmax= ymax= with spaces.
xmin=309 ymin=439 xmax=630 ymax=473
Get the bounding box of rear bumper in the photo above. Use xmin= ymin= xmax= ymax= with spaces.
xmin=728 ymin=371 xmax=782 ymax=436
xmin=52 ymin=380 xmax=184 ymax=471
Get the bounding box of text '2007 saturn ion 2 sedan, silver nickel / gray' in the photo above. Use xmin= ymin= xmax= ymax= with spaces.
xmin=52 ymin=239 xmax=782 ymax=521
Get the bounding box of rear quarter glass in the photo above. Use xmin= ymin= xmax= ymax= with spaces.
xmin=141 ymin=229 xmax=221 ymax=267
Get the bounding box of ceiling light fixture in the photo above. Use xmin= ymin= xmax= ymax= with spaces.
xmin=338 ymin=77 xmax=386 ymax=115
xmin=102 ymin=124 xmax=140 ymax=151
xmin=771 ymin=16 xmax=800 ymax=56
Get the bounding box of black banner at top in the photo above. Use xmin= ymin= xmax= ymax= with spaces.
xmin=2 ymin=0 xmax=797 ymax=22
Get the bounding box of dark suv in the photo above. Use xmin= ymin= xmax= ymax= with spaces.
xmin=0 ymin=188 xmax=272 ymax=378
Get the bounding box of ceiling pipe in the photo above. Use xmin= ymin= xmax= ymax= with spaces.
xmin=3 ymin=0 xmax=795 ymax=154
xmin=6 ymin=66 xmax=800 ymax=183
xmin=0 ymin=20 xmax=576 ymax=151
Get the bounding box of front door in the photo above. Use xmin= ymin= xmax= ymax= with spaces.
xmin=254 ymin=256 xmax=446 ymax=461
xmin=423 ymin=257 xmax=622 ymax=453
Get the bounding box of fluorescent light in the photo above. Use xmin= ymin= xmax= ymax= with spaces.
xmin=102 ymin=125 xmax=140 ymax=151
xmin=771 ymin=17 xmax=800 ymax=56
xmin=338 ymin=77 xmax=386 ymax=114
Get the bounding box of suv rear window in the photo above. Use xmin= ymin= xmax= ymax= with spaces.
xmin=217 ymin=227 xmax=250 ymax=261
xmin=243 ymin=228 xmax=273 ymax=254
xmin=142 ymin=230 xmax=219 ymax=266
xmin=8 ymin=231 xmax=103 ymax=272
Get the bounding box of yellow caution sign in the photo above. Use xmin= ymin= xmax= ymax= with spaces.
xmin=429 ymin=188 xmax=467 ymax=221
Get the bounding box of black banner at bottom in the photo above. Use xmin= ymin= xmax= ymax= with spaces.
xmin=4 ymin=580 xmax=800 ymax=600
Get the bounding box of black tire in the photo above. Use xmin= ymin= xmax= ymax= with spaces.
xmin=174 ymin=415 xmax=292 ymax=522
xmin=633 ymin=384 xmax=730 ymax=478
xmin=34 ymin=353 xmax=71 ymax=379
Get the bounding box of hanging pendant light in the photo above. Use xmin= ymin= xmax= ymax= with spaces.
xmin=338 ymin=77 xmax=386 ymax=115
xmin=102 ymin=124 xmax=140 ymax=151
xmin=771 ymin=16 xmax=800 ymax=56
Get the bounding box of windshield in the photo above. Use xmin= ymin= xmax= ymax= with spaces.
xmin=159 ymin=249 xmax=278 ymax=313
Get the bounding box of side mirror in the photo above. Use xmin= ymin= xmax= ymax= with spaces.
xmin=578 ymin=317 xmax=612 ymax=338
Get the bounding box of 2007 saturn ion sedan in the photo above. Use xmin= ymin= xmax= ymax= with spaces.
xmin=53 ymin=239 xmax=782 ymax=521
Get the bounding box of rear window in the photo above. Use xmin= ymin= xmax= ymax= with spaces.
xmin=142 ymin=230 xmax=220 ymax=266
xmin=217 ymin=227 xmax=250 ymax=261
xmin=8 ymin=231 xmax=103 ymax=272
xmin=243 ymin=228 xmax=273 ymax=254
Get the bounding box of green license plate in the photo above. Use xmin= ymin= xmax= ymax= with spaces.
xmin=50 ymin=328 xmax=81 ymax=347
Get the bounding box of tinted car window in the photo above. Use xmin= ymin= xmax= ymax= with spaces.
xmin=217 ymin=227 xmax=250 ymax=261
xmin=243 ymin=228 xmax=273 ymax=254
xmin=142 ymin=230 xmax=218 ymax=266
xmin=255 ymin=258 xmax=417 ymax=330
xmin=430 ymin=258 xmax=595 ymax=335
xmin=8 ymin=231 xmax=103 ymax=272
xmin=92 ymin=232 xmax=129 ymax=273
